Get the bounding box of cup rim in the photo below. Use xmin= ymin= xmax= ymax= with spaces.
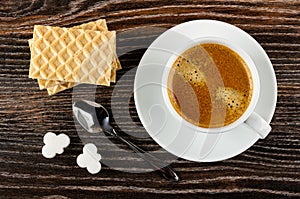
xmin=161 ymin=36 xmax=260 ymax=133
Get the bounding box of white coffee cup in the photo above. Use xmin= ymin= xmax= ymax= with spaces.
xmin=161 ymin=37 xmax=271 ymax=139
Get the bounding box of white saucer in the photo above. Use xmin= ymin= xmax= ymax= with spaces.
xmin=134 ymin=20 xmax=277 ymax=162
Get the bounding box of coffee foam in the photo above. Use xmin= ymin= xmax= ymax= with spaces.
xmin=216 ymin=87 xmax=250 ymax=122
xmin=174 ymin=56 xmax=205 ymax=87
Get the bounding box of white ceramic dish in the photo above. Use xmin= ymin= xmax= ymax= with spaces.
xmin=134 ymin=20 xmax=277 ymax=162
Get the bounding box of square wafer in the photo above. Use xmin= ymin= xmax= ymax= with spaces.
xmin=32 ymin=20 xmax=121 ymax=90
xmin=29 ymin=20 xmax=109 ymax=89
xmin=29 ymin=25 xmax=116 ymax=85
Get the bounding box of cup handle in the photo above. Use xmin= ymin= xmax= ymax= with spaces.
xmin=244 ymin=112 xmax=271 ymax=139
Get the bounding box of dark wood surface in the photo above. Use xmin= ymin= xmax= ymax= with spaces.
xmin=0 ymin=0 xmax=299 ymax=198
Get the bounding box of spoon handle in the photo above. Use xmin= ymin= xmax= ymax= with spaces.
xmin=113 ymin=130 xmax=179 ymax=182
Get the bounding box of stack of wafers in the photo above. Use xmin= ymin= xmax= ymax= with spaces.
xmin=28 ymin=19 xmax=121 ymax=95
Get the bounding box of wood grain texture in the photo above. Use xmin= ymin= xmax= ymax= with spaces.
xmin=0 ymin=0 xmax=299 ymax=198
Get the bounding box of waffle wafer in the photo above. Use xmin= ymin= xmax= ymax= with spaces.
xmin=33 ymin=20 xmax=121 ymax=90
xmin=29 ymin=25 xmax=116 ymax=85
xmin=29 ymin=20 xmax=108 ymax=89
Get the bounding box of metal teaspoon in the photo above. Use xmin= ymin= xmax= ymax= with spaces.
xmin=72 ymin=100 xmax=179 ymax=182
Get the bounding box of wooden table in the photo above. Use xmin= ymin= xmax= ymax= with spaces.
xmin=1 ymin=0 xmax=299 ymax=198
